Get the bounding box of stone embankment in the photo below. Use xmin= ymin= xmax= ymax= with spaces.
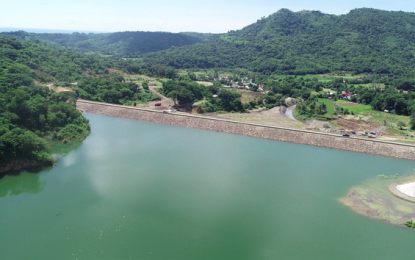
xmin=77 ymin=100 xmax=415 ymax=161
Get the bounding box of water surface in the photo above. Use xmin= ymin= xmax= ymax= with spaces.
xmin=1 ymin=113 xmax=414 ymax=260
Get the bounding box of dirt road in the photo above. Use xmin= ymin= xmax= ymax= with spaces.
xmin=144 ymin=86 xmax=175 ymax=110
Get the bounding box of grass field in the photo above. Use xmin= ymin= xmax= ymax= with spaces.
xmin=346 ymin=105 xmax=373 ymax=114
xmin=323 ymin=88 xmax=337 ymax=94
xmin=318 ymin=98 xmax=335 ymax=114
xmin=335 ymin=100 xmax=373 ymax=114
xmin=336 ymin=100 xmax=353 ymax=105
xmin=196 ymin=81 xmax=213 ymax=86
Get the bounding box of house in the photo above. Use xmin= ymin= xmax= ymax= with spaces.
xmin=257 ymin=87 xmax=264 ymax=92
xmin=212 ymin=94 xmax=219 ymax=98
xmin=341 ymin=92 xmax=353 ymax=100
xmin=245 ymin=86 xmax=250 ymax=89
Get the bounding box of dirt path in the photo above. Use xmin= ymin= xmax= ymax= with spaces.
xmin=46 ymin=83 xmax=74 ymax=93
xmin=143 ymin=86 xmax=175 ymax=110
xmin=330 ymin=100 xmax=336 ymax=112
xmin=285 ymin=105 xmax=297 ymax=121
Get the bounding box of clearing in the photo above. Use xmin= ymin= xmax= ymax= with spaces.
xmin=236 ymin=89 xmax=265 ymax=103
xmin=318 ymin=98 xmax=335 ymax=115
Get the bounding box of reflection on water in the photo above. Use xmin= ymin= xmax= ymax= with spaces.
xmin=48 ymin=140 xmax=83 ymax=155
xmin=1 ymin=113 xmax=415 ymax=260
xmin=0 ymin=172 xmax=45 ymax=198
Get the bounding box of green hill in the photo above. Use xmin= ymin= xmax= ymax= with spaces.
xmin=0 ymin=31 xmax=216 ymax=58
xmin=0 ymin=37 xmax=178 ymax=174
xmin=145 ymin=8 xmax=415 ymax=75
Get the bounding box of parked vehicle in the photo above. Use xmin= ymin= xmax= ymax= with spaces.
xmin=155 ymin=103 xmax=162 ymax=106
xmin=342 ymin=134 xmax=350 ymax=137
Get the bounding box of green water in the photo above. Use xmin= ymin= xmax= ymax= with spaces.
xmin=1 ymin=113 xmax=415 ymax=260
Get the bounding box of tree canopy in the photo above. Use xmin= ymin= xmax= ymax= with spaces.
xmin=145 ymin=8 xmax=415 ymax=76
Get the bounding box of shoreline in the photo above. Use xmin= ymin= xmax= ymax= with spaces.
xmin=0 ymin=158 xmax=53 ymax=178
xmin=77 ymin=99 xmax=415 ymax=161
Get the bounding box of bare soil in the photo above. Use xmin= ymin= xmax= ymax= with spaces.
xmin=237 ymin=89 xmax=265 ymax=103
xmin=335 ymin=118 xmax=384 ymax=133
xmin=46 ymin=84 xmax=75 ymax=93
xmin=141 ymin=86 xmax=173 ymax=110
xmin=338 ymin=103 xmax=360 ymax=107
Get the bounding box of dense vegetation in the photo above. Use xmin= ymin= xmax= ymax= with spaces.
xmin=75 ymin=77 xmax=159 ymax=105
xmin=0 ymin=37 xmax=94 ymax=169
xmin=145 ymin=8 xmax=415 ymax=76
xmin=0 ymin=36 xmax=190 ymax=174
xmin=161 ymin=79 xmax=244 ymax=113
xmin=0 ymin=31 xmax=216 ymax=58
xmin=3 ymin=7 xmax=415 ymax=171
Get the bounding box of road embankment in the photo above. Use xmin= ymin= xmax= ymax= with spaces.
xmin=77 ymin=99 xmax=415 ymax=161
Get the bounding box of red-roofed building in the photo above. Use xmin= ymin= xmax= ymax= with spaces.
xmin=341 ymin=92 xmax=353 ymax=100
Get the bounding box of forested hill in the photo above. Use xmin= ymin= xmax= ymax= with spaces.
xmin=0 ymin=37 xmax=176 ymax=174
xmin=145 ymin=8 xmax=415 ymax=75
xmin=0 ymin=31 xmax=216 ymax=58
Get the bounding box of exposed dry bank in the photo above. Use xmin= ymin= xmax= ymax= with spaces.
xmin=340 ymin=175 xmax=415 ymax=225
xmin=77 ymin=100 xmax=415 ymax=161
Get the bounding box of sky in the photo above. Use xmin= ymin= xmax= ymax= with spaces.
xmin=1 ymin=0 xmax=415 ymax=33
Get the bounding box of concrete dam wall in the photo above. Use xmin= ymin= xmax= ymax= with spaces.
xmin=77 ymin=100 xmax=415 ymax=161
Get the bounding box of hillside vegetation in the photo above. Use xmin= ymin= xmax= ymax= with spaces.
xmin=145 ymin=8 xmax=415 ymax=75
xmin=0 ymin=37 xmax=180 ymax=174
xmin=0 ymin=31 xmax=216 ymax=58
xmin=0 ymin=37 xmax=93 ymax=171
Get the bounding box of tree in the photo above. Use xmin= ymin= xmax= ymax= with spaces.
xmin=103 ymin=90 xmax=121 ymax=104
xmin=188 ymin=72 xmax=197 ymax=81
xmin=142 ymin=82 xmax=149 ymax=90
xmin=176 ymin=88 xmax=195 ymax=104
xmin=168 ymin=90 xmax=179 ymax=105
xmin=411 ymin=112 xmax=415 ymax=130
xmin=398 ymin=121 xmax=406 ymax=130
xmin=218 ymin=89 xmax=244 ymax=112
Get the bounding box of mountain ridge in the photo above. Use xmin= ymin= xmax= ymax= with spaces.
xmin=0 ymin=30 xmax=217 ymax=58
xmin=144 ymin=8 xmax=415 ymax=75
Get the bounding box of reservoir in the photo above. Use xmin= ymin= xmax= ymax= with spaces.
xmin=1 ymin=113 xmax=415 ymax=260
